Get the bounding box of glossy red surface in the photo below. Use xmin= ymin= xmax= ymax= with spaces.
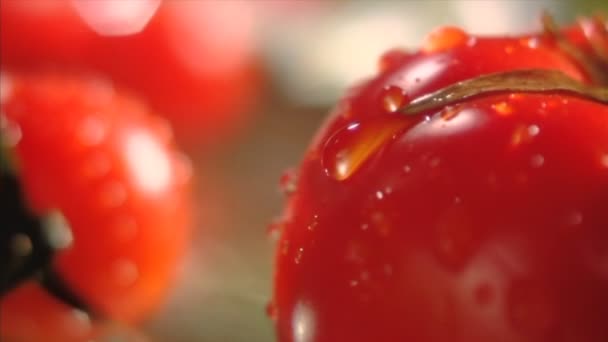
xmin=273 ymin=29 xmax=608 ymax=341
xmin=0 ymin=72 xmax=192 ymax=342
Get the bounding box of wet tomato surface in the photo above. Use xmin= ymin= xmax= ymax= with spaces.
xmin=272 ymin=24 xmax=608 ymax=342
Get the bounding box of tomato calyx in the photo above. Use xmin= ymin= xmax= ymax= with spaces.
xmin=542 ymin=13 xmax=608 ymax=85
xmin=400 ymin=69 xmax=608 ymax=115
xmin=0 ymin=168 xmax=95 ymax=317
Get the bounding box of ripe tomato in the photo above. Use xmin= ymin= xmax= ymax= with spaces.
xmin=0 ymin=71 xmax=192 ymax=342
xmin=271 ymin=25 xmax=608 ymax=341
xmin=0 ymin=0 xmax=262 ymax=146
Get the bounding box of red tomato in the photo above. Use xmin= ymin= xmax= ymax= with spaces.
xmin=271 ymin=26 xmax=608 ymax=341
xmin=0 ymin=71 xmax=192 ymax=342
xmin=0 ymin=0 xmax=262 ymax=146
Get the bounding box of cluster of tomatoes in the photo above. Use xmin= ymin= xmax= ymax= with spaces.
xmin=0 ymin=1 xmax=263 ymax=341
xmin=271 ymin=14 xmax=608 ymax=342
xmin=2 ymin=2 xmax=608 ymax=342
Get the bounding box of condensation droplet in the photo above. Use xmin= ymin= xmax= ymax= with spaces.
xmin=530 ymin=154 xmax=545 ymax=168
xmin=429 ymin=157 xmax=441 ymax=168
xmin=422 ymin=26 xmax=469 ymax=53
xmin=440 ymin=105 xmax=461 ymax=121
xmin=511 ymin=125 xmax=536 ymax=147
xmin=294 ymin=247 xmax=304 ymax=265
xmin=600 ymin=154 xmax=608 ymax=168
xmin=492 ymin=101 xmax=513 ymax=116
xmin=307 ymin=215 xmax=319 ymax=231
xmin=99 ymin=181 xmax=127 ymax=208
xmin=403 ymin=165 xmax=412 ymax=173
xmin=267 ymin=219 xmax=284 ymax=242
xmin=375 ymin=190 xmax=384 ymax=200
xmin=113 ymin=259 xmax=139 ymax=287
xmin=381 ymin=86 xmax=407 ymax=113
xmin=504 ymin=45 xmax=515 ymax=54
xmin=566 ymin=211 xmax=583 ymax=226
xmin=77 ymin=116 xmax=106 ymax=146
xmin=323 ymin=118 xmax=412 ymax=181
xmin=361 ymin=223 xmax=370 ymax=231
xmin=281 ymin=239 xmax=290 ymax=255
xmin=279 ymin=168 xmax=298 ymax=196
xmin=527 ymin=124 xmax=540 ymax=136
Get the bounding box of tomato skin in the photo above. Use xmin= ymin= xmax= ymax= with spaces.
xmin=0 ymin=72 xmax=192 ymax=342
xmin=0 ymin=0 xmax=261 ymax=146
xmin=273 ymin=32 xmax=608 ymax=341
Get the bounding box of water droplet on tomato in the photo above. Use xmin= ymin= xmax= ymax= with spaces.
xmin=380 ymin=86 xmax=408 ymax=113
xmin=307 ymin=215 xmax=319 ymax=232
xmin=281 ymin=239 xmax=290 ymax=255
xmin=530 ymin=154 xmax=545 ymax=168
xmin=566 ymin=211 xmax=583 ymax=226
xmin=267 ymin=219 xmax=284 ymax=242
xmin=294 ymin=247 xmax=304 ymax=264
xmin=65 ymin=308 xmax=92 ymax=337
xmin=113 ymin=259 xmax=139 ymax=287
xmin=440 ymin=106 xmax=461 ymax=121
xmin=429 ymin=157 xmax=441 ymax=168
xmin=422 ymin=26 xmax=469 ymax=53
xmin=279 ymin=168 xmax=298 ymax=195
xmin=403 ymin=165 xmax=412 ymax=173
xmin=527 ymin=124 xmax=540 ymax=136
xmin=511 ymin=125 xmax=537 ymax=147
xmin=375 ymin=190 xmax=384 ymax=200
xmin=492 ymin=101 xmax=513 ymax=116
xmin=600 ymin=154 xmax=608 ymax=168
xmin=323 ymin=118 xmax=413 ymax=181
xmin=77 ymin=116 xmax=106 ymax=146
xmin=504 ymin=45 xmax=515 ymax=54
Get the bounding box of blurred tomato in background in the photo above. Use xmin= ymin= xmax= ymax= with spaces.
xmin=1 ymin=0 xmax=607 ymax=341
xmin=1 ymin=0 xmax=263 ymax=147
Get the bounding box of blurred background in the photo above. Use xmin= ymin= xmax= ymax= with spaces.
xmin=1 ymin=1 xmax=607 ymax=341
